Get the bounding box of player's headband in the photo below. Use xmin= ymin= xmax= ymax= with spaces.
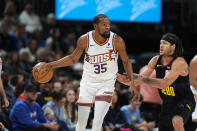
xmin=161 ymin=35 xmax=177 ymax=45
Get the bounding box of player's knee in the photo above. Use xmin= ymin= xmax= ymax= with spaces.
xmin=172 ymin=115 xmax=184 ymax=127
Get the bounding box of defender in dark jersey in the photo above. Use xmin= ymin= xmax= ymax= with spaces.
xmin=117 ymin=33 xmax=195 ymax=131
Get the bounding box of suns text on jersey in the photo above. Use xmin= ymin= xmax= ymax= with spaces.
xmin=85 ymin=51 xmax=117 ymax=64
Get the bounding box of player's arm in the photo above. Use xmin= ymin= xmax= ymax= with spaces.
xmin=0 ymin=58 xmax=9 ymax=108
xmin=116 ymin=56 xmax=158 ymax=86
xmin=189 ymin=55 xmax=197 ymax=90
xmin=140 ymin=56 xmax=158 ymax=77
xmin=114 ymin=35 xmax=134 ymax=87
xmin=140 ymin=57 xmax=187 ymax=89
xmin=49 ymin=35 xmax=87 ymax=68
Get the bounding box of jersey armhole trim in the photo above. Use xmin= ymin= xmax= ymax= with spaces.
xmin=112 ymin=34 xmax=117 ymax=53
xmin=86 ymin=33 xmax=89 ymax=52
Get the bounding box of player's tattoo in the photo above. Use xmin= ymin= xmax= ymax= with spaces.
xmin=142 ymin=77 xmax=160 ymax=84
xmin=133 ymin=73 xmax=141 ymax=80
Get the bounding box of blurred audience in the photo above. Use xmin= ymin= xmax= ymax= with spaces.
xmin=42 ymin=92 xmax=69 ymax=131
xmin=37 ymin=81 xmax=53 ymax=107
xmin=19 ymin=3 xmax=42 ymax=33
xmin=64 ymin=89 xmax=77 ymax=130
xmin=103 ymin=90 xmax=125 ymax=131
xmin=9 ymin=84 xmax=59 ymax=131
xmin=0 ymin=22 xmax=17 ymax=52
xmin=121 ymin=95 xmax=155 ymax=131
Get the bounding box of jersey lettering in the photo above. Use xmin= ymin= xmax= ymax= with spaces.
xmin=161 ymin=86 xmax=175 ymax=96
xmin=85 ymin=50 xmax=117 ymax=64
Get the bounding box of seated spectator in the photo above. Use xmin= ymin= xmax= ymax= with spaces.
xmin=103 ymin=90 xmax=125 ymax=131
xmin=64 ymin=89 xmax=77 ymax=130
xmin=42 ymin=92 xmax=69 ymax=131
xmin=37 ymin=80 xmax=53 ymax=107
xmin=120 ymin=95 xmax=155 ymax=131
xmin=0 ymin=22 xmax=17 ymax=52
xmin=9 ymin=84 xmax=59 ymax=131
xmin=53 ymin=81 xmax=63 ymax=93
xmin=3 ymin=1 xmax=18 ymax=26
xmin=43 ymin=13 xmax=58 ymax=39
xmin=4 ymin=51 xmax=21 ymax=75
xmin=62 ymin=77 xmax=73 ymax=91
xmin=19 ymin=3 xmax=42 ymax=33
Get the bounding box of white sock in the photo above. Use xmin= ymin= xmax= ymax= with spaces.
xmin=76 ymin=106 xmax=91 ymax=131
xmin=92 ymin=101 xmax=110 ymax=131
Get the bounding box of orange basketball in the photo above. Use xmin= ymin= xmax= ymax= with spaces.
xmin=32 ymin=62 xmax=53 ymax=83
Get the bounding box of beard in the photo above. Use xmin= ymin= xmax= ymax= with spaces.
xmin=101 ymin=32 xmax=110 ymax=39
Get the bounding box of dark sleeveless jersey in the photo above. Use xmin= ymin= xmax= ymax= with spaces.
xmin=155 ymin=56 xmax=195 ymax=114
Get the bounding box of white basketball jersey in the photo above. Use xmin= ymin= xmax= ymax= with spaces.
xmin=82 ymin=31 xmax=118 ymax=83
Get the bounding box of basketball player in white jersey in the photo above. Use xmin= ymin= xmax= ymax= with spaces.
xmin=44 ymin=14 xmax=138 ymax=131
xmin=189 ymin=55 xmax=197 ymax=122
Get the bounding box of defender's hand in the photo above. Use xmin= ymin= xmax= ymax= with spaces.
xmin=116 ymin=73 xmax=130 ymax=86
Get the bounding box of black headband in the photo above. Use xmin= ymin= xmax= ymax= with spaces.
xmin=161 ymin=35 xmax=177 ymax=45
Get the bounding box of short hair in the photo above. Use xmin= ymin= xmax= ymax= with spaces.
xmin=128 ymin=94 xmax=143 ymax=102
xmin=161 ymin=33 xmax=183 ymax=57
xmin=93 ymin=14 xmax=108 ymax=24
xmin=52 ymin=92 xmax=65 ymax=101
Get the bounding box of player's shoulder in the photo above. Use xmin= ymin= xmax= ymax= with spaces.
xmin=113 ymin=33 xmax=123 ymax=43
xmin=77 ymin=33 xmax=88 ymax=48
xmin=191 ymin=55 xmax=197 ymax=63
xmin=173 ymin=57 xmax=188 ymax=67
xmin=175 ymin=57 xmax=187 ymax=63
xmin=78 ymin=33 xmax=88 ymax=41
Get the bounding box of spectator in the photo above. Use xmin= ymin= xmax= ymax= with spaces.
xmin=121 ymin=95 xmax=155 ymax=131
xmin=4 ymin=51 xmax=20 ymax=75
xmin=36 ymin=47 xmax=50 ymax=63
xmin=42 ymin=92 xmax=69 ymax=131
xmin=137 ymin=65 xmax=162 ymax=123
xmin=43 ymin=13 xmax=58 ymax=39
xmin=14 ymin=23 xmax=28 ymax=48
xmin=103 ymin=90 xmax=125 ymax=131
xmin=6 ymin=74 xmax=24 ymax=108
xmin=37 ymin=80 xmax=53 ymax=107
xmin=45 ymin=28 xmax=64 ymax=54
xmin=19 ymin=3 xmax=42 ymax=33
xmin=3 ymin=1 xmax=18 ymax=26
xmin=64 ymin=89 xmax=77 ymax=130
xmin=62 ymin=77 xmax=73 ymax=91
xmin=19 ymin=48 xmax=32 ymax=78
xmin=9 ymin=84 xmax=59 ymax=131
xmin=32 ymin=30 xmax=45 ymax=47
xmin=53 ymin=81 xmax=63 ymax=93
xmin=27 ymin=39 xmax=38 ymax=63
xmin=0 ymin=21 xmax=17 ymax=52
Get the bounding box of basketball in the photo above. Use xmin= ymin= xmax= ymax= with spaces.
xmin=32 ymin=62 xmax=53 ymax=83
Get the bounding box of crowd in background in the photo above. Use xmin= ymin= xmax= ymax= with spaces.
xmin=1 ymin=1 xmax=196 ymax=131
